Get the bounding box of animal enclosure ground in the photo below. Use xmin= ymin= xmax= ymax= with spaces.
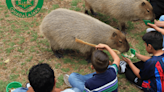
xmin=0 ymin=0 xmax=150 ymax=92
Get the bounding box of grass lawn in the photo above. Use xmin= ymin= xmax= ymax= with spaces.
xmin=0 ymin=0 xmax=149 ymax=92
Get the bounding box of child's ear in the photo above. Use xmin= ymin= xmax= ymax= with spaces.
xmin=54 ymin=78 xmax=56 ymax=83
xmin=148 ymin=44 xmax=153 ymax=50
xmin=91 ymin=65 xmax=94 ymax=70
xmin=54 ymin=78 xmax=56 ymax=86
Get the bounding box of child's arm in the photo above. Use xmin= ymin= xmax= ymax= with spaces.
xmin=135 ymin=53 xmax=151 ymax=62
xmin=122 ymin=57 xmax=141 ymax=78
xmin=154 ymin=20 xmax=164 ymax=27
xmin=96 ymin=44 xmax=120 ymax=67
xmin=148 ymin=23 xmax=164 ymax=35
xmin=27 ymin=87 xmax=34 ymax=92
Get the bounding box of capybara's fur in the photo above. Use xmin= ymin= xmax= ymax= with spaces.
xmin=84 ymin=0 xmax=155 ymax=32
xmin=40 ymin=8 xmax=129 ymax=59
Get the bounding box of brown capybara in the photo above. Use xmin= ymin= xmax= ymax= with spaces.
xmin=84 ymin=0 xmax=155 ymax=32
xmin=40 ymin=8 xmax=129 ymax=61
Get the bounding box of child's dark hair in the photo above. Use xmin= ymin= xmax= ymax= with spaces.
xmin=142 ymin=31 xmax=163 ymax=50
xmin=28 ymin=63 xmax=55 ymax=92
xmin=91 ymin=50 xmax=109 ymax=73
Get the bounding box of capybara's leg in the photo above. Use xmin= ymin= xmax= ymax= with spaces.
xmin=51 ymin=48 xmax=64 ymax=58
xmin=64 ymin=49 xmax=75 ymax=54
xmin=50 ymin=41 xmax=64 ymax=58
xmin=85 ymin=50 xmax=93 ymax=63
xmin=86 ymin=54 xmax=92 ymax=63
xmin=85 ymin=10 xmax=89 ymax=15
xmin=120 ymin=22 xmax=126 ymax=34
xmin=90 ymin=8 xmax=96 ymax=15
xmin=84 ymin=0 xmax=90 ymax=15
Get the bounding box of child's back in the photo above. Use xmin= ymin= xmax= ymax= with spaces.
xmin=140 ymin=54 xmax=164 ymax=91
xmin=84 ymin=50 xmax=118 ymax=92
xmin=84 ymin=64 xmax=118 ymax=92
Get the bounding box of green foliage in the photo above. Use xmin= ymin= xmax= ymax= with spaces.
xmin=63 ymin=58 xmax=73 ymax=64
xmin=129 ymin=87 xmax=138 ymax=92
xmin=112 ymin=18 xmax=118 ymax=23
xmin=55 ymin=63 xmax=61 ymax=69
xmin=74 ymin=65 xmax=79 ymax=70
xmin=8 ymin=42 xmax=15 ymax=47
xmin=37 ymin=39 xmax=50 ymax=46
xmin=26 ymin=70 xmax=29 ymax=75
xmin=4 ymin=10 xmax=8 ymax=14
xmin=74 ymin=7 xmax=81 ymax=11
xmin=18 ymin=49 xmax=24 ymax=53
xmin=9 ymin=74 xmax=19 ymax=80
xmin=0 ymin=80 xmax=9 ymax=92
xmin=71 ymin=0 xmax=81 ymax=6
xmin=95 ymin=13 xmax=111 ymax=24
xmin=40 ymin=8 xmax=47 ymax=13
xmin=5 ymin=47 xmax=15 ymax=53
xmin=20 ymin=20 xmax=30 ymax=27
xmin=18 ymin=37 xmax=25 ymax=44
xmin=56 ymin=75 xmax=64 ymax=88
xmin=39 ymin=60 xmax=44 ymax=63
xmin=78 ymin=60 xmax=88 ymax=65
xmin=52 ymin=4 xmax=59 ymax=10
xmin=30 ymin=46 xmax=36 ymax=52
xmin=3 ymin=66 xmax=7 ymax=69
xmin=127 ymin=21 xmax=134 ymax=32
xmin=5 ymin=15 xmax=9 ymax=17
xmin=61 ymin=68 xmax=70 ymax=72
xmin=21 ymin=62 xmax=26 ymax=66
xmin=118 ymin=74 xmax=126 ymax=79
xmin=31 ymin=31 xmax=38 ymax=42
xmin=21 ymin=69 xmax=26 ymax=75
xmin=26 ymin=56 xmax=33 ymax=62
xmin=11 ymin=68 xmax=17 ymax=73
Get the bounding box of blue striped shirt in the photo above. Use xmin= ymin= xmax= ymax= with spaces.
xmin=84 ymin=64 xmax=118 ymax=92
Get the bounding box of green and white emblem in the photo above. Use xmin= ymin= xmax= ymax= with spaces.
xmin=6 ymin=0 xmax=44 ymax=18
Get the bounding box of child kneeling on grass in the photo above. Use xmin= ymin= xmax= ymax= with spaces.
xmin=13 ymin=63 xmax=80 ymax=92
xmin=64 ymin=44 xmax=120 ymax=92
xmin=121 ymin=31 xmax=164 ymax=92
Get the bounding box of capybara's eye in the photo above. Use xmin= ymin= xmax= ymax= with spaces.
xmin=119 ymin=40 xmax=122 ymax=43
xmin=147 ymin=9 xmax=149 ymax=12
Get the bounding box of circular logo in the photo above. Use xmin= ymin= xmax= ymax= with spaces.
xmin=6 ymin=0 xmax=44 ymax=18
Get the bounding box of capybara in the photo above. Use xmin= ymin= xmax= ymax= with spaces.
xmin=84 ymin=0 xmax=155 ymax=32
xmin=40 ymin=8 xmax=129 ymax=60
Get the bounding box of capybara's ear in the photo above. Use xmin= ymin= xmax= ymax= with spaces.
xmin=112 ymin=32 xmax=117 ymax=37
xmin=141 ymin=2 xmax=146 ymax=6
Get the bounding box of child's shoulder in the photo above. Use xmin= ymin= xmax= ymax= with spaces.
xmin=145 ymin=54 xmax=164 ymax=65
xmin=107 ymin=64 xmax=118 ymax=73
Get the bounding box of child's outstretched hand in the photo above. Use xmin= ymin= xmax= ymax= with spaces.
xmin=96 ymin=44 xmax=108 ymax=50
xmin=154 ymin=20 xmax=164 ymax=27
xmin=122 ymin=56 xmax=132 ymax=64
xmin=147 ymin=23 xmax=157 ymax=28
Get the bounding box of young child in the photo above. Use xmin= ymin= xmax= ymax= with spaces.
xmin=122 ymin=31 xmax=164 ymax=92
xmin=147 ymin=15 xmax=164 ymax=49
xmin=13 ymin=63 xmax=80 ymax=92
xmin=64 ymin=44 xmax=120 ymax=92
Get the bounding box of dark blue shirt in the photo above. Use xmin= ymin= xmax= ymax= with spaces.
xmin=140 ymin=53 xmax=164 ymax=92
xmin=84 ymin=64 xmax=118 ymax=92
